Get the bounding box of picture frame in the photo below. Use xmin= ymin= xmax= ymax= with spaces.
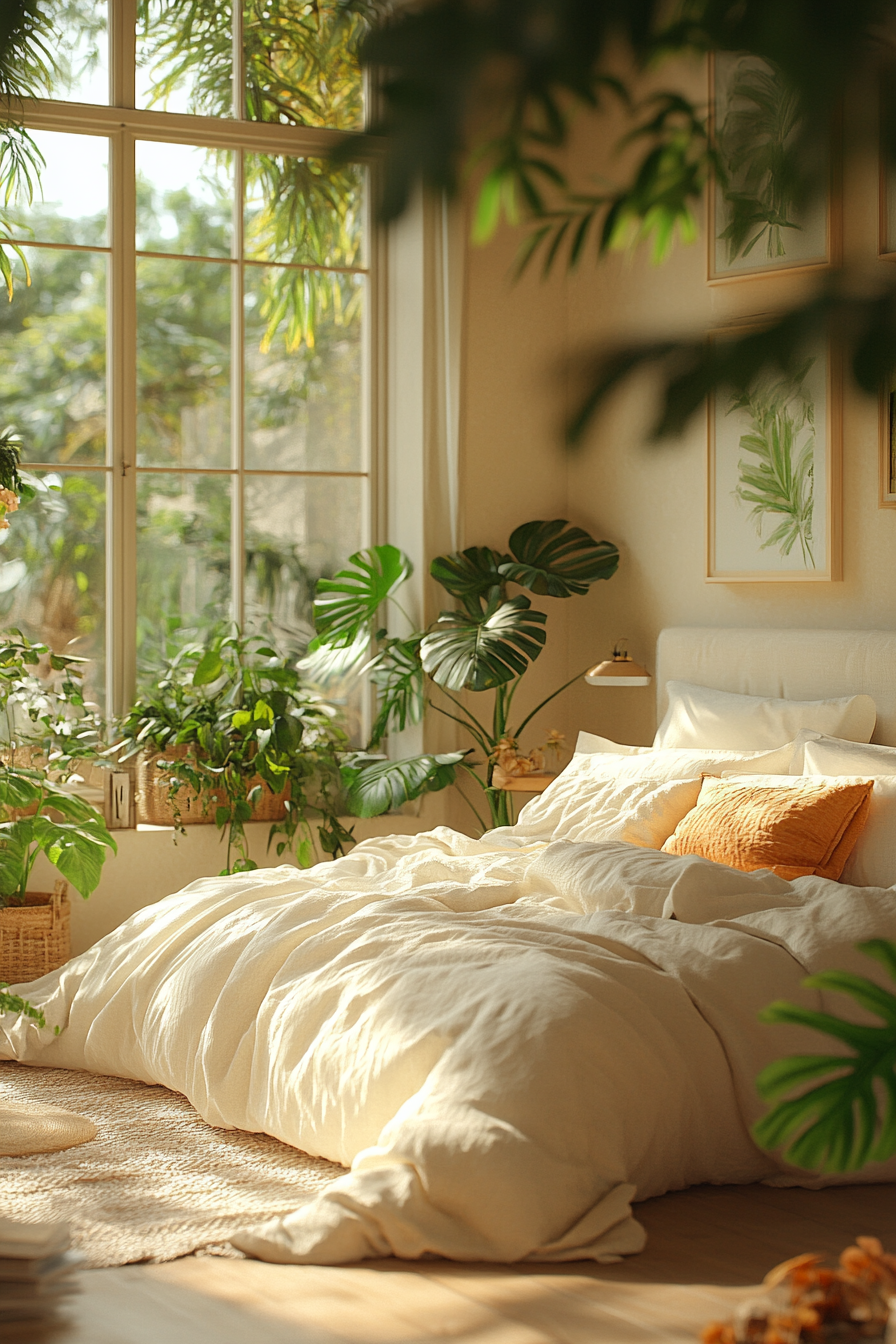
xmin=708 ymin=53 xmax=840 ymax=283
xmin=879 ymin=376 xmax=896 ymax=506
xmin=878 ymin=80 xmax=896 ymax=258
xmin=707 ymin=327 xmax=842 ymax=582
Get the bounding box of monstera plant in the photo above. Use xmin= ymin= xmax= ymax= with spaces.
xmin=308 ymin=519 xmax=619 ymax=828
xmin=754 ymin=938 xmax=896 ymax=1174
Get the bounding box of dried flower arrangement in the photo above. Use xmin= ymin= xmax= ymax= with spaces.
xmin=701 ymin=1238 xmax=896 ymax=1344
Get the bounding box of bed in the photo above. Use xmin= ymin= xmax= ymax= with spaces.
xmin=2 ymin=627 xmax=896 ymax=1267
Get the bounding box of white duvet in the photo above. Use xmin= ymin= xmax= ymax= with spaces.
xmin=3 ymin=817 xmax=896 ymax=1266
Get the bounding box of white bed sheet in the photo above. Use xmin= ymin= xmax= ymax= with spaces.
xmin=3 ymin=828 xmax=894 ymax=1266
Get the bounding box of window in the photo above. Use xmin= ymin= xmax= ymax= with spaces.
xmin=0 ymin=0 xmax=372 ymax=716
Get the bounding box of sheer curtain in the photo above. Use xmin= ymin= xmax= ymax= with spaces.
xmin=385 ymin=189 xmax=466 ymax=765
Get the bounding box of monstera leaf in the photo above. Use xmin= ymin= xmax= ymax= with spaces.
xmin=341 ymin=751 xmax=467 ymax=818
xmin=499 ymin=519 xmax=619 ymax=597
xmin=421 ymin=594 xmax=547 ymax=691
xmin=753 ymin=940 xmax=896 ymax=1173
xmin=430 ymin=547 xmax=509 ymax=611
xmin=311 ymin=545 xmax=412 ymax=649
xmin=368 ymin=636 xmax=426 ymax=747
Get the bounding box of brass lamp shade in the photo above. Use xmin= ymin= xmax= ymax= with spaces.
xmin=585 ymin=644 xmax=651 ymax=687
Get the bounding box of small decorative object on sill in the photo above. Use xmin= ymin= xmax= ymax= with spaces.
xmin=0 ymin=880 xmax=70 ymax=984
xmin=585 ymin=640 xmax=652 ymax=687
xmin=701 ymin=1238 xmax=896 ymax=1344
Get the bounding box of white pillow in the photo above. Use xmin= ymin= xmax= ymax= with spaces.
xmin=795 ymin=731 xmax=896 ymax=776
xmin=727 ymin=768 xmax=896 ymax=888
xmin=492 ymin=743 xmax=797 ymax=845
xmin=654 ymin=680 xmax=876 ymax=752
xmin=574 ymin=731 xmax=652 ymax=755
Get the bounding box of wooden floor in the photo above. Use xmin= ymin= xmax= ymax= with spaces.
xmin=19 ymin=1182 xmax=896 ymax=1344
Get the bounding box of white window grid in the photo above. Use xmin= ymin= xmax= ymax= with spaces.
xmin=7 ymin=0 xmax=376 ymax=716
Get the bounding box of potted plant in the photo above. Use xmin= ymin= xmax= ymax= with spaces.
xmin=116 ymin=629 xmax=354 ymax=874
xmin=307 ymin=519 xmax=620 ymax=829
xmin=0 ymin=632 xmax=117 ymax=985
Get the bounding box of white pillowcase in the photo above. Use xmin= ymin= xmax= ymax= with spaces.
xmin=787 ymin=734 xmax=896 ymax=886
xmin=654 ymin=680 xmax=876 ymax=752
xmin=575 ymin=731 xmax=652 ymax=755
xmin=837 ymin=777 xmax=896 ymax=887
xmin=794 ymin=731 xmax=896 ymax=776
xmin=492 ymin=743 xmax=797 ymax=846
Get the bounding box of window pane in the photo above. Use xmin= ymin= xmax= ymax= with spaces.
xmin=244 ymin=266 xmax=364 ymax=471
xmin=42 ymin=0 xmax=108 ymax=104
xmin=137 ymin=143 xmax=233 ymax=258
xmin=244 ymin=473 xmax=365 ymax=658
xmin=0 ymin=470 xmax=106 ymax=703
xmin=0 ymin=247 xmax=106 ymax=466
xmin=137 ymin=1 xmax=233 ymax=116
xmin=244 ymin=155 xmax=363 ymax=268
xmin=7 ymin=131 xmax=108 ymax=247
xmin=136 ymin=473 xmax=232 ymax=684
xmin=244 ymin=0 xmax=365 ymax=130
xmin=137 ymin=258 xmax=231 ymax=468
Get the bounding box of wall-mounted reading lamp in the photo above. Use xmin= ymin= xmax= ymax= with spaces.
xmin=585 ymin=640 xmax=651 ymax=688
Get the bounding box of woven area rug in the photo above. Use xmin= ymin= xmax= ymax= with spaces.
xmin=0 ymin=1061 xmax=345 ymax=1268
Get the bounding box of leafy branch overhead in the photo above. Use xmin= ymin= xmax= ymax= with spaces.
xmin=753 ymin=940 xmax=896 ymax=1174
xmin=311 ymin=519 xmax=619 ymax=828
xmin=348 ymin=0 xmax=896 ymax=442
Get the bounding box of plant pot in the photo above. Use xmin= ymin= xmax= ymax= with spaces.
xmin=135 ymin=746 xmax=289 ymax=827
xmin=135 ymin=745 xmax=210 ymax=826
xmin=0 ymin=881 xmax=70 ymax=985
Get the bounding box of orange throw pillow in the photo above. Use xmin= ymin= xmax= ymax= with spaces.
xmin=661 ymin=776 xmax=874 ymax=880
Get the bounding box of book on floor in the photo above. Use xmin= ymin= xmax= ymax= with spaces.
xmin=0 ymin=1221 xmax=80 ymax=1325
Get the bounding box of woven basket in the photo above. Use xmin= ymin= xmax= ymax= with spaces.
xmin=0 ymin=881 xmax=70 ymax=985
xmin=135 ymin=746 xmax=288 ymax=827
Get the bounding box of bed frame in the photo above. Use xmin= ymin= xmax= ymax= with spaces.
xmin=655 ymin=628 xmax=896 ymax=748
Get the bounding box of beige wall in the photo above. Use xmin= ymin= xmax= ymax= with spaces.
xmin=456 ymin=61 xmax=896 ymax=760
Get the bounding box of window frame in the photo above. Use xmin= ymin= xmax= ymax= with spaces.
xmin=7 ymin=0 xmax=380 ymax=717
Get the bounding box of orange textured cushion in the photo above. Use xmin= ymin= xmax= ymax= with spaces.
xmin=661 ymin=776 xmax=874 ymax=880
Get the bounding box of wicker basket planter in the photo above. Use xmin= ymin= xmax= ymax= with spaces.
xmin=0 ymin=881 xmax=70 ymax=985
xmin=135 ymin=746 xmax=288 ymax=827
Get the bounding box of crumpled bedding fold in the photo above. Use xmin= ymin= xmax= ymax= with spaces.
xmin=2 ymin=828 xmax=894 ymax=1265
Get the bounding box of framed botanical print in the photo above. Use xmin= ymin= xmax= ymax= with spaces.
xmin=879 ymin=73 xmax=896 ymax=257
xmin=708 ymin=53 xmax=839 ymax=282
xmin=707 ymin=330 xmax=842 ymax=581
xmin=879 ymin=157 xmax=896 ymax=258
xmin=879 ymin=374 xmax=896 ymax=506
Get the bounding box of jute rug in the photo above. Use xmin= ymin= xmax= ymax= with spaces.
xmin=0 ymin=1061 xmax=345 ymax=1268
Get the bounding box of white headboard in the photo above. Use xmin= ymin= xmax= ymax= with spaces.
xmin=656 ymin=628 xmax=896 ymax=747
